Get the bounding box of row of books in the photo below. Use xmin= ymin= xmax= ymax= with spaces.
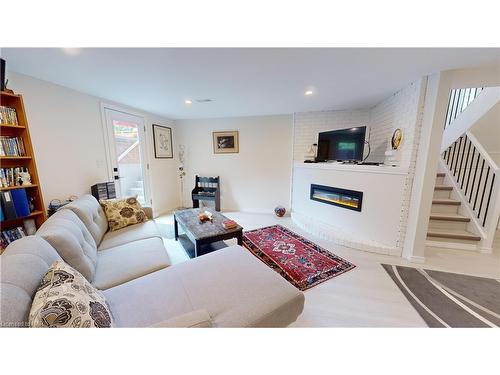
xmin=0 ymin=136 xmax=27 ymax=156
xmin=1 ymin=167 xmax=31 ymax=188
xmin=0 ymin=226 xmax=26 ymax=252
xmin=0 ymin=189 xmax=32 ymax=221
xmin=0 ymin=106 xmax=19 ymax=126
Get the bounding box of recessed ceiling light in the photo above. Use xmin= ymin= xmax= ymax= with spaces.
xmin=185 ymin=99 xmax=193 ymax=105
xmin=61 ymin=48 xmax=82 ymax=56
xmin=305 ymin=90 xmax=314 ymax=96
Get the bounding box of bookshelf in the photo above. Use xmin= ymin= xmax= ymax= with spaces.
xmin=1 ymin=91 xmax=47 ymax=250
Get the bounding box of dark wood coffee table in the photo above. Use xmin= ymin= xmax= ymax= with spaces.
xmin=174 ymin=208 xmax=243 ymax=258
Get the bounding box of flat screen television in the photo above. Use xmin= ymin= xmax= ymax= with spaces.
xmin=316 ymin=126 xmax=367 ymax=162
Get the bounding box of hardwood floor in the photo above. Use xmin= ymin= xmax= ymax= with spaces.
xmin=155 ymin=211 xmax=500 ymax=327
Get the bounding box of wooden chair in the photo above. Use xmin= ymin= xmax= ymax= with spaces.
xmin=192 ymin=175 xmax=221 ymax=211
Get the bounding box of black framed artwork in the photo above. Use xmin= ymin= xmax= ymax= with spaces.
xmin=153 ymin=124 xmax=173 ymax=158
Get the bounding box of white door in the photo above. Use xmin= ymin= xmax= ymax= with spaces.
xmin=103 ymin=107 xmax=151 ymax=205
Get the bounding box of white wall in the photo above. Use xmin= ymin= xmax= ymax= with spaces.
xmin=470 ymin=103 xmax=500 ymax=166
xmin=368 ymin=80 xmax=426 ymax=168
xmin=176 ymin=115 xmax=293 ymax=213
xmin=7 ymin=72 xmax=179 ymax=215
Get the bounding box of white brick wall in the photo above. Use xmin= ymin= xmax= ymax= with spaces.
xmin=292 ymin=78 xmax=427 ymax=256
xmin=368 ymin=80 xmax=423 ymax=168
xmin=293 ymin=109 xmax=370 ymax=162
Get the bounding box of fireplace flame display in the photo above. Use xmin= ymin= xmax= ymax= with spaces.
xmin=310 ymin=184 xmax=363 ymax=212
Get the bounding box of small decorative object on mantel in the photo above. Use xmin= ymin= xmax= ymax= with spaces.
xmin=274 ymin=205 xmax=286 ymax=217
xmin=304 ymin=143 xmax=317 ymax=162
xmin=198 ymin=210 xmax=213 ymax=223
xmin=213 ymin=131 xmax=239 ymax=154
xmin=153 ymin=124 xmax=173 ymax=158
xmin=385 ymin=128 xmax=403 ymax=166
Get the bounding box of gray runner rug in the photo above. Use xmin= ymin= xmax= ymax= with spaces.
xmin=382 ymin=264 xmax=500 ymax=328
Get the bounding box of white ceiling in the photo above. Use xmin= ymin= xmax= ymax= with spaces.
xmin=3 ymin=48 xmax=499 ymax=119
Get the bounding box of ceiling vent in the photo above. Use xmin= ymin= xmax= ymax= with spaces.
xmin=195 ymin=99 xmax=214 ymax=103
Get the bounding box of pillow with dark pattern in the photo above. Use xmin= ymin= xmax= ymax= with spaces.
xmin=29 ymin=261 xmax=114 ymax=328
xmin=99 ymin=196 xmax=147 ymax=231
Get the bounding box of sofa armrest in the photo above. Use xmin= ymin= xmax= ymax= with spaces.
xmin=150 ymin=309 xmax=213 ymax=328
xmin=142 ymin=206 xmax=153 ymax=220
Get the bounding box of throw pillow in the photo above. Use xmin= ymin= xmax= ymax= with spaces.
xmin=29 ymin=260 xmax=114 ymax=328
xmin=99 ymin=196 xmax=147 ymax=231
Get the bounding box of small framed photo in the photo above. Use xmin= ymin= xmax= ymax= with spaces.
xmin=213 ymin=131 xmax=239 ymax=154
xmin=153 ymin=124 xmax=173 ymax=158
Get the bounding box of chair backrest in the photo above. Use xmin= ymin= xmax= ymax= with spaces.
xmin=0 ymin=236 xmax=62 ymax=327
xmin=195 ymin=175 xmax=219 ymax=191
xmin=36 ymin=209 xmax=98 ymax=282
xmin=62 ymin=194 xmax=108 ymax=245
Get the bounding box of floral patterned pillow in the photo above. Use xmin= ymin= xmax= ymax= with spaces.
xmin=99 ymin=196 xmax=147 ymax=232
xmin=29 ymin=261 xmax=114 ymax=328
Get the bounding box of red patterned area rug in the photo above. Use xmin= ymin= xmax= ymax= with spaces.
xmin=242 ymin=225 xmax=355 ymax=291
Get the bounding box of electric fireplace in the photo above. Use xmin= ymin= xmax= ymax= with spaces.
xmin=310 ymin=184 xmax=363 ymax=212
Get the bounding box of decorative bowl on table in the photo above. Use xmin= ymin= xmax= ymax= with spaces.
xmin=198 ymin=210 xmax=213 ymax=223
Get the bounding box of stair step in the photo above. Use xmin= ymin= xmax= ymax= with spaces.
xmin=434 ymin=185 xmax=453 ymax=191
xmin=436 ymin=173 xmax=446 ymax=177
xmin=432 ymin=199 xmax=461 ymax=206
xmin=429 ymin=214 xmax=470 ymax=222
xmin=427 ymin=230 xmax=481 ymax=242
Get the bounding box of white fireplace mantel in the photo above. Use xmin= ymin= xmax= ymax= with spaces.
xmin=291 ymin=163 xmax=408 ymax=256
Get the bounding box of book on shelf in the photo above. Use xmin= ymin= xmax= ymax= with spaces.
xmin=11 ymin=188 xmax=30 ymax=217
xmin=0 ymin=190 xmax=17 ymax=220
xmin=0 ymin=167 xmax=31 ymax=187
xmin=0 ymin=106 xmax=19 ymax=126
xmin=0 ymin=226 xmax=26 ymax=252
xmin=0 ymin=136 xmax=26 ymax=156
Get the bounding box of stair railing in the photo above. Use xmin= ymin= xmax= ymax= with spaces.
xmin=444 ymin=87 xmax=483 ymax=129
xmin=442 ymin=132 xmax=498 ymax=228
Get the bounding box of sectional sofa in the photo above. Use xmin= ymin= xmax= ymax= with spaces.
xmin=0 ymin=195 xmax=305 ymax=327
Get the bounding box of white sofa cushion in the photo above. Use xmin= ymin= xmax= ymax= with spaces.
xmin=98 ymin=220 xmax=162 ymax=251
xmin=150 ymin=309 xmax=213 ymax=328
xmin=104 ymin=245 xmax=304 ymax=327
xmin=93 ymin=237 xmax=171 ymax=290
xmin=62 ymin=195 xmax=109 ymax=246
xmin=37 ymin=210 xmax=98 ymax=282
xmin=0 ymin=236 xmax=62 ymax=327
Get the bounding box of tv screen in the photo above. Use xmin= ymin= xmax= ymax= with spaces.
xmin=317 ymin=126 xmax=367 ymax=161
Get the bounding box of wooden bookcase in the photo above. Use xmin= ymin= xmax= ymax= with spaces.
xmin=1 ymin=91 xmax=47 ymax=235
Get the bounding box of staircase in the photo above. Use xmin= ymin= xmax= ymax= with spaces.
xmin=426 ymin=86 xmax=500 ymax=252
xmin=427 ymin=172 xmax=481 ymax=249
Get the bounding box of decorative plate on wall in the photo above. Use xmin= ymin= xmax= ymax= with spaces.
xmin=391 ymin=128 xmax=403 ymax=150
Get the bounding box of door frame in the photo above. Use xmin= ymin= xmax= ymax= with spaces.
xmin=100 ymin=102 xmax=153 ymax=206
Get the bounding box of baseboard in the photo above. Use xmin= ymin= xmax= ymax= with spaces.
xmin=478 ymin=246 xmax=493 ymax=254
xmin=425 ymin=240 xmax=478 ymax=252
xmin=291 ymin=211 xmax=398 ymax=256
xmin=407 ymin=255 xmax=425 ymax=263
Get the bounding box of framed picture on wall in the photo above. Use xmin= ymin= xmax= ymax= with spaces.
xmin=153 ymin=124 xmax=173 ymax=158
xmin=213 ymin=131 xmax=239 ymax=154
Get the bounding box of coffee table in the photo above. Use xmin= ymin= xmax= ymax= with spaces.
xmin=174 ymin=208 xmax=243 ymax=258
